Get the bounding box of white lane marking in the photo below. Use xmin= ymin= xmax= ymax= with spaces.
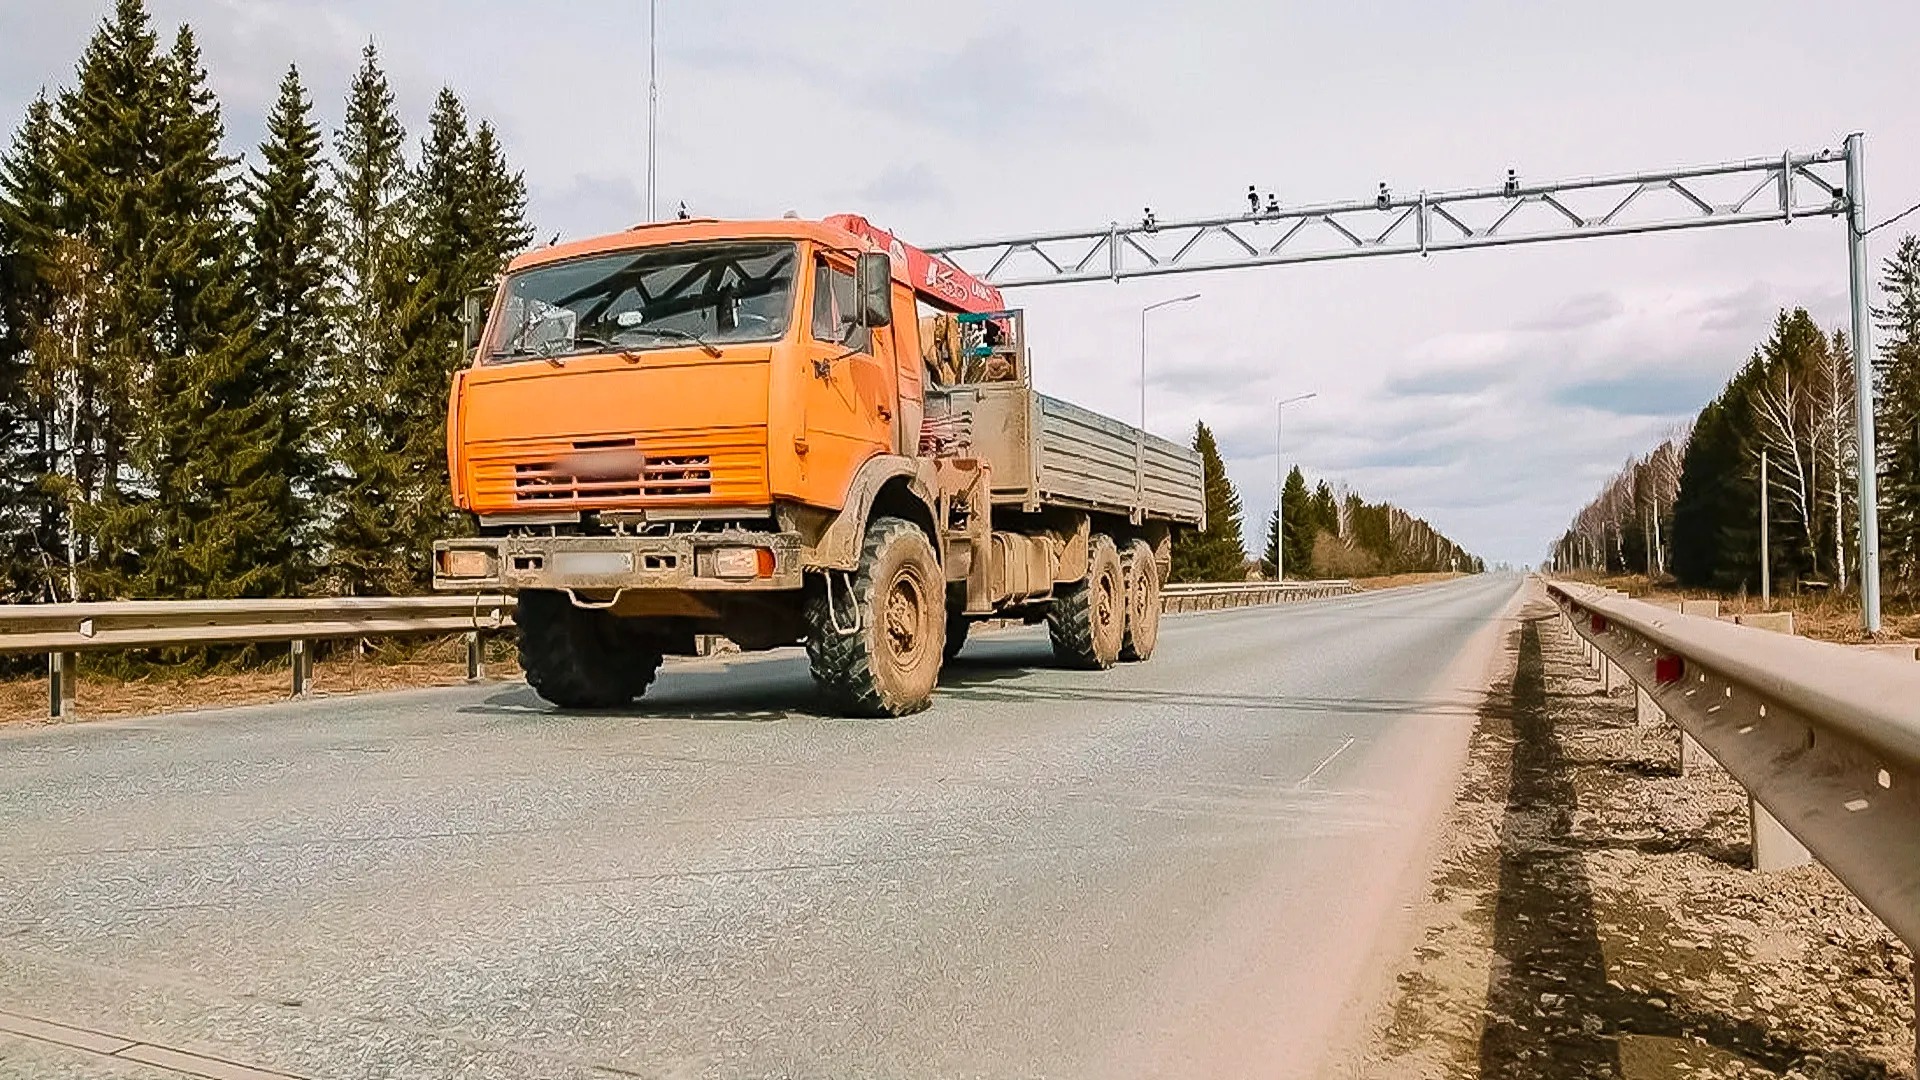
xmin=1295 ymin=737 xmax=1358 ymax=788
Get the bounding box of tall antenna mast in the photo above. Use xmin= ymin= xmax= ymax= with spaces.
xmin=646 ymin=0 xmax=658 ymax=220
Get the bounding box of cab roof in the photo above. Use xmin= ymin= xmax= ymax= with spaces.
xmin=505 ymin=218 xmax=872 ymax=274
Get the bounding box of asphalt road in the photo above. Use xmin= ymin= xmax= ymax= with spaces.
xmin=0 ymin=574 xmax=1522 ymax=1080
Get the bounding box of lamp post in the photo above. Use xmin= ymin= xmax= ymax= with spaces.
xmin=1274 ymin=392 xmax=1317 ymax=580
xmin=1136 ymin=293 xmax=1201 ymax=513
xmin=646 ymin=0 xmax=658 ymax=221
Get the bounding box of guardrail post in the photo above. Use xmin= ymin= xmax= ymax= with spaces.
xmin=1634 ymin=684 xmax=1661 ymax=726
xmin=289 ymin=639 xmax=311 ymax=697
xmin=465 ymin=631 xmax=483 ymax=682
xmin=48 ymin=652 xmax=76 ymax=718
xmin=1679 ymin=731 xmax=1709 ymax=775
xmin=1751 ymin=798 xmax=1813 ymax=871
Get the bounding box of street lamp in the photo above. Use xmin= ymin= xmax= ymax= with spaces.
xmin=1274 ymin=392 xmax=1317 ymax=581
xmin=1137 ymin=293 xmax=1202 ymax=511
xmin=646 ymin=0 xmax=659 ymax=221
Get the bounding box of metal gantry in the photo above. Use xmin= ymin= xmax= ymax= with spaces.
xmin=930 ymin=138 xmax=1886 ymax=631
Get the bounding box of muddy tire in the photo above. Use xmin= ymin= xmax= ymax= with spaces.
xmin=1119 ymin=539 xmax=1161 ymax=662
xmin=516 ymin=589 xmax=664 ymax=709
xmin=805 ymin=516 xmax=945 ymax=717
xmin=1049 ymin=534 xmax=1125 ymax=670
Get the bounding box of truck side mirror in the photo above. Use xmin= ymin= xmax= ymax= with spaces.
xmin=460 ymin=290 xmax=490 ymax=353
xmin=855 ymin=252 xmax=893 ymax=328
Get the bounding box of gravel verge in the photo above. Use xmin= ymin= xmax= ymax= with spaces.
xmin=1350 ymin=587 xmax=1914 ymax=1079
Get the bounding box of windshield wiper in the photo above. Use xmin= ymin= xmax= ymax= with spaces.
xmin=624 ymin=326 xmax=722 ymax=357
xmin=491 ymin=345 xmax=566 ymax=368
xmin=567 ymin=335 xmax=645 ymax=363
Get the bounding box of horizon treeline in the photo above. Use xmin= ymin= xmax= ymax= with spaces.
xmin=1171 ymin=421 xmax=1484 ymax=582
xmin=1551 ymin=235 xmax=1920 ymax=596
xmin=0 ymin=0 xmax=533 ymax=607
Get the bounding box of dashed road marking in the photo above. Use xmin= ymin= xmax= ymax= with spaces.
xmin=1295 ymin=736 xmax=1358 ymax=787
xmin=0 ymin=1008 xmax=308 ymax=1080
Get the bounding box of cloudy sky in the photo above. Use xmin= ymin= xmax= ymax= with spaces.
xmin=5 ymin=0 xmax=1918 ymax=566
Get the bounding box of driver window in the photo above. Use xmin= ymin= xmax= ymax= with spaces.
xmin=811 ymin=258 xmax=872 ymax=354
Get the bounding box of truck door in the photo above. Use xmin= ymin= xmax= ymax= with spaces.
xmin=798 ymin=254 xmax=894 ymax=503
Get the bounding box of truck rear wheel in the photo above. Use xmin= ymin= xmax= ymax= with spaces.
xmin=516 ymin=590 xmax=664 ymax=709
xmin=1120 ymin=539 xmax=1161 ymax=662
xmin=1049 ymin=534 xmax=1125 ymax=669
xmin=806 ymin=516 xmax=945 ymax=717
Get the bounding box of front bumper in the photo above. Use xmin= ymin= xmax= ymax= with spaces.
xmin=432 ymin=530 xmax=804 ymax=593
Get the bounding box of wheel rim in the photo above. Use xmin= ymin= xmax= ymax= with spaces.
xmin=1132 ymin=557 xmax=1159 ymax=651
xmin=884 ymin=565 xmax=931 ymax=671
xmin=1134 ymin=564 xmax=1155 ymax=627
xmin=1094 ymin=564 xmax=1119 ymax=635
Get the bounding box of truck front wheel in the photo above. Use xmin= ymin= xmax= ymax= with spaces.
xmin=516 ymin=589 xmax=664 ymax=709
xmin=1049 ymin=534 xmax=1125 ymax=669
xmin=1120 ymin=539 xmax=1161 ymax=661
xmin=805 ymin=516 xmax=945 ymax=717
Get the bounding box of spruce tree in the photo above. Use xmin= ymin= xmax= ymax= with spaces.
xmin=242 ymin=65 xmax=331 ymax=596
xmin=383 ymin=88 xmax=474 ymax=588
xmin=0 ymin=96 xmax=63 ymax=602
xmin=1171 ymin=421 xmax=1247 ymax=582
xmin=465 ymin=120 xmax=532 ymax=279
xmin=1310 ymin=481 xmax=1338 ymax=537
xmin=1876 ymin=235 xmax=1920 ymax=589
xmin=1671 ymin=366 xmax=1763 ymax=590
xmin=50 ymin=0 xmax=170 ymax=597
xmin=134 ymin=25 xmax=270 ymax=600
xmin=380 ymin=91 xmax=534 ymax=589
xmin=1259 ymin=466 xmax=1313 ymax=578
xmin=325 ymin=44 xmax=412 ymax=595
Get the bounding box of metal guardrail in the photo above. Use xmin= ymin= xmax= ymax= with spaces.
xmin=0 ymin=580 xmax=1357 ymax=719
xmin=1160 ymin=580 xmax=1356 ymax=612
xmin=1544 ymin=580 xmax=1920 ymax=959
xmin=0 ymin=596 xmax=513 ymax=717
xmin=0 ymin=596 xmax=514 ymax=652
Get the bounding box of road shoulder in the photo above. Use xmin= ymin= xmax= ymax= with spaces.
xmin=1338 ymin=583 xmax=1915 ymax=1079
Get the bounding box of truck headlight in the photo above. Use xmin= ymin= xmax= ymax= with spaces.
xmin=439 ymin=548 xmax=495 ymax=579
xmin=712 ymin=547 xmax=774 ymax=580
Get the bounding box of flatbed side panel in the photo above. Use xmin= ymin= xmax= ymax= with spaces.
xmin=1034 ymin=393 xmax=1204 ymax=522
xmin=1141 ymin=438 xmax=1205 ymax=523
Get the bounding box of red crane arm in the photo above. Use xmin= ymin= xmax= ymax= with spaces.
xmin=823 ymin=213 xmax=1007 ymax=314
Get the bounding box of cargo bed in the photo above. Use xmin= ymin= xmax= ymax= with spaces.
xmin=926 ymin=383 xmax=1204 ymax=525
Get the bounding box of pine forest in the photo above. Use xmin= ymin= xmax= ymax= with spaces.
xmin=0 ymin=0 xmax=532 ymax=614
xmin=1552 ymin=244 xmax=1920 ymax=605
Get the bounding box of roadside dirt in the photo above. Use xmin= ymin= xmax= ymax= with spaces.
xmin=1355 ymin=572 xmax=1469 ymax=591
xmin=0 ymin=635 xmax=508 ymax=725
xmin=1350 ymin=588 xmax=1915 ymax=1079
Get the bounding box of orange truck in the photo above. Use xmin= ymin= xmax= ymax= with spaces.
xmin=432 ymin=215 xmax=1203 ymax=716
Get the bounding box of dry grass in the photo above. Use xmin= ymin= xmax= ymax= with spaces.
xmin=0 ymin=635 xmax=501 ymax=726
xmin=1352 ymin=571 xmax=1469 ymax=591
xmin=1559 ymin=570 xmax=1920 ymax=644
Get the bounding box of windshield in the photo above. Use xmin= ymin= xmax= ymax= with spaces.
xmin=485 ymin=241 xmax=799 ymax=363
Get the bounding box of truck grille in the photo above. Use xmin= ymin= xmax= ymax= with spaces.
xmin=513 ymin=453 xmax=713 ymax=501
xmin=468 ymin=435 xmax=765 ymax=511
